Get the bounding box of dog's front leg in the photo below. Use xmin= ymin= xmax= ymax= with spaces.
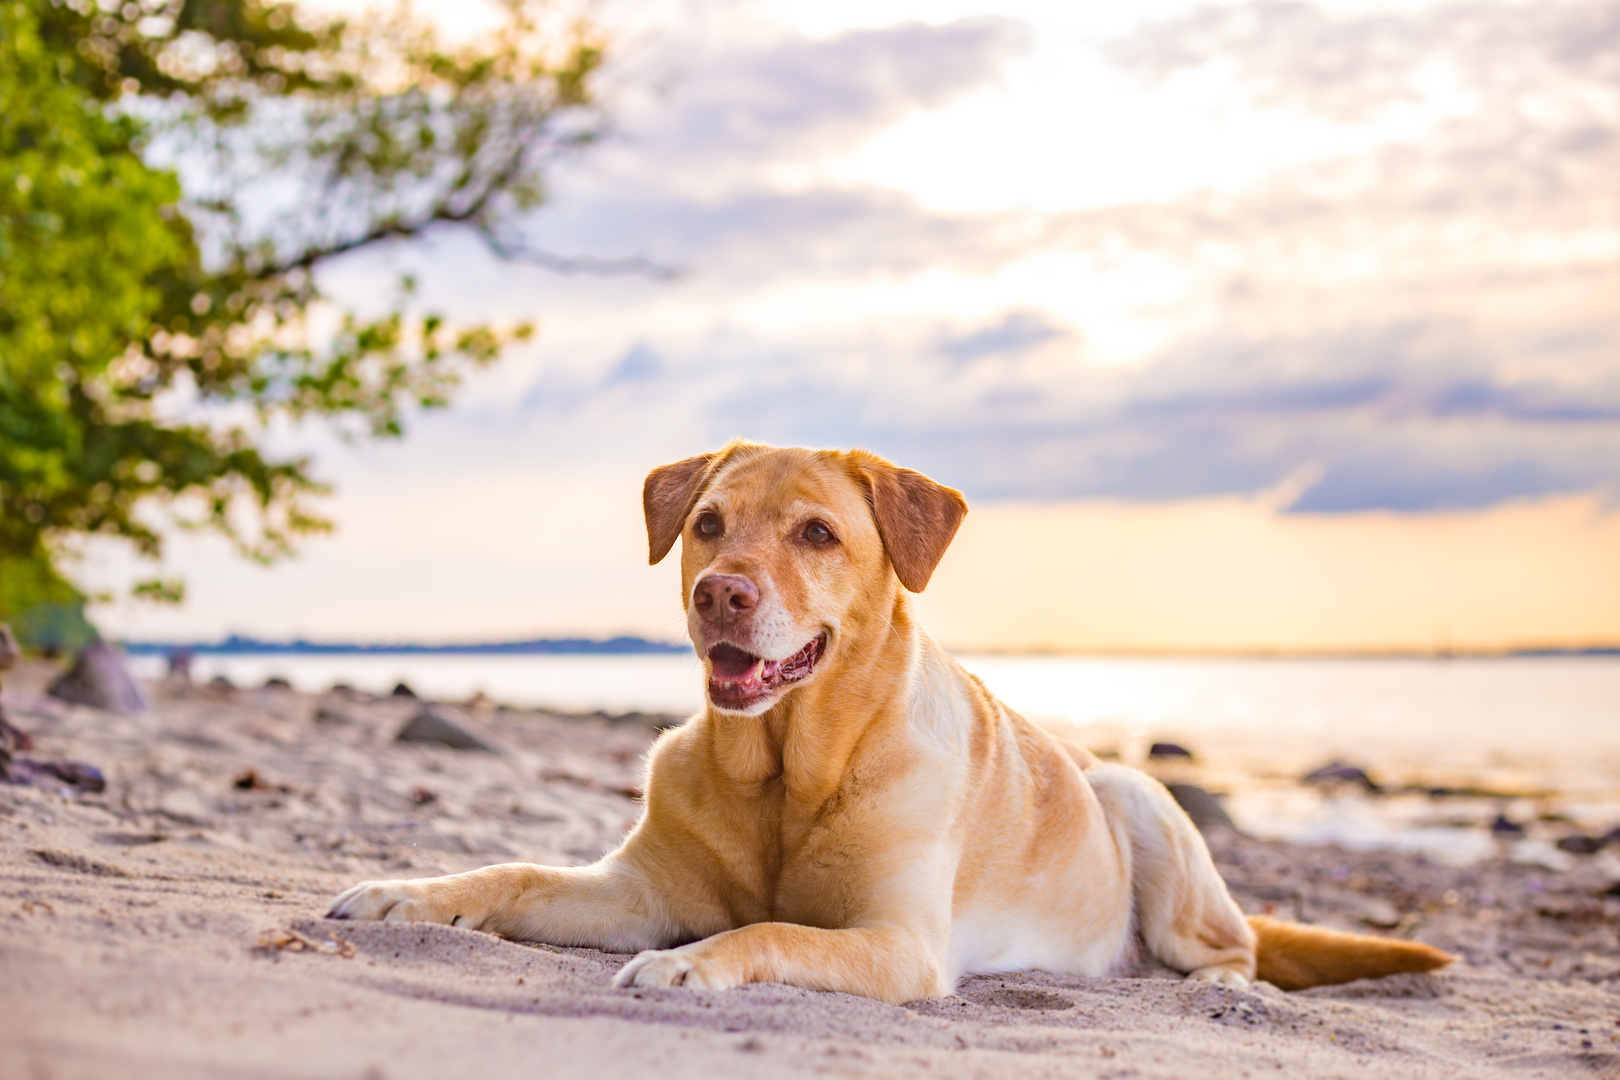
xmin=328 ymin=859 xmax=675 ymax=952
xmin=614 ymin=922 xmax=949 ymax=1004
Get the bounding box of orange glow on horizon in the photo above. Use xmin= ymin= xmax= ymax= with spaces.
xmin=916 ymin=494 xmax=1620 ymax=655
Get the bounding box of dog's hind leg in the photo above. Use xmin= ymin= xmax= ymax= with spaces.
xmin=1084 ymin=763 xmax=1256 ymax=985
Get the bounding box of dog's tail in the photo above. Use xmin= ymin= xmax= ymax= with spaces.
xmin=1246 ymin=915 xmax=1454 ymax=990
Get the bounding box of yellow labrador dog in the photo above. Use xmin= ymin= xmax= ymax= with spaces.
xmin=329 ymin=442 xmax=1451 ymax=1002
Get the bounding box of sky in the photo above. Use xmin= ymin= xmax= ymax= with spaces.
xmin=87 ymin=0 xmax=1620 ymax=652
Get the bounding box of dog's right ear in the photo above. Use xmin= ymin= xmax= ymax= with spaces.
xmin=643 ymin=453 xmax=717 ymax=565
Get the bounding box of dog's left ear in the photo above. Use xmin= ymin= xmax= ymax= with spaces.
xmin=857 ymin=460 xmax=968 ymax=592
xmin=644 ymin=453 xmax=717 ymax=564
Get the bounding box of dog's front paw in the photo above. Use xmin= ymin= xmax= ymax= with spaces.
xmin=614 ymin=945 xmax=740 ymax=991
xmin=327 ymin=878 xmax=464 ymax=924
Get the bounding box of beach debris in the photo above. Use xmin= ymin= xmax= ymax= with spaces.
xmin=30 ymin=848 xmax=128 ymax=876
xmin=253 ymin=927 xmax=356 ymax=959
xmin=391 ymin=682 xmax=418 ymax=699
xmin=2 ymin=758 xmax=106 ymax=793
xmin=1555 ymin=834 xmax=1608 ymax=856
xmin=1166 ymin=783 xmax=1235 ymax=832
xmin=233 ymin=768 xmax=291 ymax=793
xmin=1490 ymin=813 xmax=1527 ymax=837
xmin=1148 ymin=742 xmax=1195 ymax=761
xmin=1302 ymin=761 xmax=1381 ymax=794
xmin=395 ymin=706 xmax=497 ymax=752
xmin=408 ymin=785 xmax=438 ymax=805
xmin=47 ymin=641 xmax=150 ymax=713
xmin=1 ymin=649 xmax=104 ymax=791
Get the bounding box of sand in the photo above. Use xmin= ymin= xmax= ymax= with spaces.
xmin=2 ymin=660 xmax=1618 ymax=1080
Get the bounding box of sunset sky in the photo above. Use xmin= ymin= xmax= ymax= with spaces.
xmin=88 ymin=0 xmax=1620 ymax=652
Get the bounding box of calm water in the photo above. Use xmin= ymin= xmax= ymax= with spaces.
xmin=129 ymin=652 xmax=1620 ymax=858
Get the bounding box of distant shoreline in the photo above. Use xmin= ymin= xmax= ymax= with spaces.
xmin=113 ymin=635 xmax=1617 ymax=660
xmin=120 ymin=635 xmax=692 ymax=657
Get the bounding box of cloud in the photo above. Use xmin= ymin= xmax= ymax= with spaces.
xmin=350 ymin=1 xmax=1620 ymax=516
xmin=633 ymin=17 xmax=1031 ymax=171
xmin=1078 ymin=0 xmax=1617 ymax=281
xmin=1106 ymin=0 xmax=1620 ymax=124
xmin=523 ymin=186 xmax=1037 ymax=279
xmin=532 ymin=308 xmax=1618 ymax=513
xmin=940 ymin=311 xmax=1068 ymax=364
xmin=499 ymin=17 xmax=1039 ymax=282
xmin=606 ymin=343 xmax=662 ymax=384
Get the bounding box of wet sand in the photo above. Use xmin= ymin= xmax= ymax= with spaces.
xmin=2 ymin=661 xmax=1618 ymax=1079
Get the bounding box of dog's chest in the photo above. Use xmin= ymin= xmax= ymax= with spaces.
xmin=715 ymin=794 xmax=868 ymax=928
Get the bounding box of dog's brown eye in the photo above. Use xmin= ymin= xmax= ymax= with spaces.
xmin=695 ymin=512 xmax=722 ymax=538
xmin=803 ymin=520 xmax=834 ymax=545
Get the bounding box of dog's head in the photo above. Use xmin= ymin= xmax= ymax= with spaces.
xmin=644 ymin=443 xmax=967 ymax=716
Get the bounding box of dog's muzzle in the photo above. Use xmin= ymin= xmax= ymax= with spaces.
xmin=706 ymin=635 xmax=826 ymax=711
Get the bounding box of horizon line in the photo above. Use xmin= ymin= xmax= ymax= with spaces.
xmin=114 ymin=633 xmax=1620 ymax=660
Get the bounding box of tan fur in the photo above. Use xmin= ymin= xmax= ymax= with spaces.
xmin=1247 ymin=916 xmax=1454 ymax=991
xmin=328 ymin=442 xmax=1455 ymax=1003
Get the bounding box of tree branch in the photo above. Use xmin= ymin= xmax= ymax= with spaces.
xmin=477 ymin=228 xmax=685 ymax=280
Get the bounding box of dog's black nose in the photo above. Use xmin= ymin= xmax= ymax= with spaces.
xmin=693 ymin=573 xmax=759 ymax=618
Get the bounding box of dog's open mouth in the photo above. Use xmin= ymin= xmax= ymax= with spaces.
xmin=706 ymin=635 xmax=825 ymax=711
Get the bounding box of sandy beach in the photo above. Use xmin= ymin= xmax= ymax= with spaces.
xmin=3 ymin=661 xmax=1618 ymax=1079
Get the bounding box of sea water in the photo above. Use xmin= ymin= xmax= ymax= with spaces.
xmin=127 ymin=652 xmax=1620 ymax=860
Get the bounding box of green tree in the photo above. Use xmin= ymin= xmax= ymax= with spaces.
xmin=1 ymin=0 xmax=621 ymax=648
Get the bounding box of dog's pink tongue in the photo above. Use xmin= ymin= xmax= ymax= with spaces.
xmin=709 ymin=644 xmax=760 ymax=679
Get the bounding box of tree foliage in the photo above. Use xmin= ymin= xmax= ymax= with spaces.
xmin=0 ymin=0 xmax=613 ymax=644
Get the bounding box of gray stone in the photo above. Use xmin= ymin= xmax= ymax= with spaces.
xmin=47 ymin=640 xmax=150 ymax=713
xmin=0 ymin=624 xmax=29 ymax=754
xmin=0 ymin=624 xmax=19 ymax=673
xmin=1302 ymin=760 xmax=1382 ymax=794
xmin=395 ymin=707 xmax=496 ymax=752
xmin=1167 ymin=783 xmax=1237 ymax=832
xmin=1555 ymin=834 xmax=1606 ymax=856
